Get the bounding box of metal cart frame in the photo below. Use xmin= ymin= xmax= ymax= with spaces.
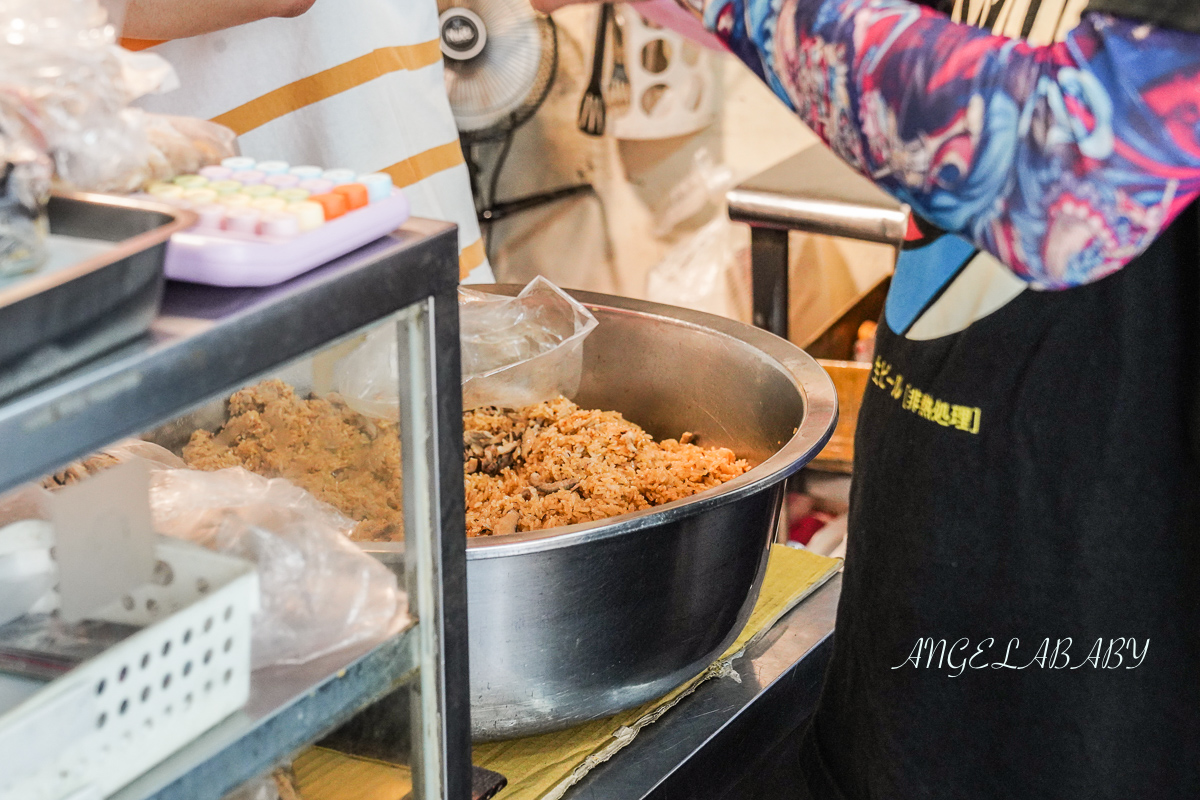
xmin=727 ymin=145 xmax=908 ymax=345
xmin=0 ymin=218 xmax=471 ymax=800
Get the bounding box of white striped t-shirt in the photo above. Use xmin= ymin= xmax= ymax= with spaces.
xmin=129 ymin=0 xmax=490 ymax=282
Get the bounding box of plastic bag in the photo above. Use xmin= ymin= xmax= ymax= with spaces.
xmin=0 ymin=0 xmax=235 ymax=196
xmin=334 ymin=276 xmax=598 ymax=416
xmin=646 ymin=149 xmax=750 ymax=321
xmin=460 ymin=277 xmax=598 ymax=409
xmin=651 ymin=148 xmax=734 ymax=238
xmin=40 ymin=438 xmax=186 ymax=489
xmin=0 ymin=519 xmax=56 ymax=628
xmin=140 ymin=113 xmax=238 ymax=186
xmin=332 ymin=323 xmax=402 ymax=420
xmin=149 ymin=466 xmax=407 ymax=669
xmin=646 ymin=215 xmax=744 ymax=317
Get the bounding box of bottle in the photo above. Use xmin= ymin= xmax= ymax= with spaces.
xmin=854 ymin=320 xmax=877 ymax=363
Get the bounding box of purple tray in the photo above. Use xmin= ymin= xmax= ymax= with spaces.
xmin=163 ymin=189 xmax=410 ymax=287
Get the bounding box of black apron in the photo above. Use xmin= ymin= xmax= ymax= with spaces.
xmin=795 ymin=205 xmax=1200 ymax=798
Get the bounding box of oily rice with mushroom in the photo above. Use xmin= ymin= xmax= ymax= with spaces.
xmin=463 ymin=397 xmax=750 ymax=537
xmin=182 ymin=380 xmax=749 ymax=541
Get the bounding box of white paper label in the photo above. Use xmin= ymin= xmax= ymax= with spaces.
xmin=52 ymin=460 xmax=156 ymax=623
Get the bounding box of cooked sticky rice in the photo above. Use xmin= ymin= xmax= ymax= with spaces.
xmin=184 ymin=381 xmax=750 ymax=541
xmin=183 ymin=380 xmax=405 ymax=541
xmin=463 ymin=397 xmax=749 ymax=537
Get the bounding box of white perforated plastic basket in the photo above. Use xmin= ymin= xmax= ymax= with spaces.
xmin=0 ymin=536 xmax=258 ymax=800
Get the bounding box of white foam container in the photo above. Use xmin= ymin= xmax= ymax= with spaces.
xmin=0 ymin=536 xmax=258 ymax=800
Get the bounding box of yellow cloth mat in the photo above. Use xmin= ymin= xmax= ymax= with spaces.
xmin=474 ymin=545 xmax=840 ymax=800
xmin=294 ymin=749 xmax=412 ymax=800
xmin=295 ymin=545 xmax=840 ymax=800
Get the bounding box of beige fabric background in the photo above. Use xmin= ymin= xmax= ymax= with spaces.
xmin=485 ymin=5 xmax=893 ymax=340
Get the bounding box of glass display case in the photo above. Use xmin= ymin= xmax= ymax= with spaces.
xmin=0 ymin=218 xmax=470 ymax=800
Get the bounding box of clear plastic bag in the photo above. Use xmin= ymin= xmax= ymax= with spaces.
xmin=137 ymin=113 xmax=238 ymax=189
xmin=334 ymin=276 xmax=598 ymax=416
xmin=21 ymin=441 xmax=401 ymax=668
xmin=149 ymin=467 xmax=407 ymax=669
xmin=646 ymin=149 xmax=750 ymax=321
xmin=651 ymin=148 xmax=734 ymax=237
xmin=646 ymin=214 xmax=744 ymax=317
xmin=332 ymin=323 xmax=402 ymax=420
xmin=456 ymin=277 xmax=597 ymax=412
xmin=460 ymin=276 xmax=598 ymax=410
xmin=0 ymin=0 xmax=235 ymax=196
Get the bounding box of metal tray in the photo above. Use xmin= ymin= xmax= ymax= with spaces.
xmin=0 ymin=192 xmax=195 ymax=399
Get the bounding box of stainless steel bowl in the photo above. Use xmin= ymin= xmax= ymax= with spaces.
xmin=459 ymin=289 xmax=837 ymax=741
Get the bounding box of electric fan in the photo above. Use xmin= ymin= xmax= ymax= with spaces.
xmin=439 ymin=0 xmax=590 ymax=227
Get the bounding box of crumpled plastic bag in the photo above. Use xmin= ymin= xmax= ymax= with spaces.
xmin=646 ymin=148 xmax=750 ymax=320
xmin=137 ymin=113 xmax=238 ymax=190
xmin=459 ymin=277 xmax=598 ymax=409
xmin=22 ymin=440 xmax=404 ymax=669
xmin=0 ymin=0 xmax=236 ymax=197
xmin=335 ymin=276 xmax=598 ymax=416
xmin=331 ymin=323 xmax=402 ymax=419
xmin=646 ymin=214 xmax=744 ymax=317
xmin=148 ymin=466 xmax=407 ymax=669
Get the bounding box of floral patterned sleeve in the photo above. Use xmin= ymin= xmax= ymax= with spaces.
xmin=688 ymin=0 xmax=1200 ymax=287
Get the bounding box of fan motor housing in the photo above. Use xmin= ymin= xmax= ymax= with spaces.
xmin=440 ymin=8 xmax=488 ymax=61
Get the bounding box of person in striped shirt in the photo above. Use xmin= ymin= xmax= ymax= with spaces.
xmin=124 ymin=0 xmax=493 ymax=282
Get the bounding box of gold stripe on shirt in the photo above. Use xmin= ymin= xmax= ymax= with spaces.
xmin=380 ymin=142 xmax=481 ymax=277
xmin=381 ymin=141 xmax=466 ymax=188
xmin=120 ymin=38 xmax=165 ymax=51
xmin=459 ymin=237 xmax=486 ymax=279
xmin=211 ymin=40 xmax=443 ymax=135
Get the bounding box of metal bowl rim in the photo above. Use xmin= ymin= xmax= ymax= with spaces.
xmin=463 ymin=288 xmax=838 ymax=560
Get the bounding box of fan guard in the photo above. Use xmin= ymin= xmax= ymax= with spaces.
xmin=440 ymin=0 xmax=557 ymax=141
